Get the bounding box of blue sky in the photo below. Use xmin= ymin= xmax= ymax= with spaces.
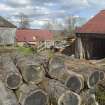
xmin=0 ymin=0 xmax=105 ymax=28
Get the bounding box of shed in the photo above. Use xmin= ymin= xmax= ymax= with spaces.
xmin=75 ymin=10 xmax=105 ymax=59
xmin=0 ymin=16 xmax=16 ymax=45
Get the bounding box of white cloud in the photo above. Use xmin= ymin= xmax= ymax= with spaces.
xmin=61 ymin=0 xmax=89 ymax=7
xmin=87 ymin=0 xmax=105 ymax=5
xmin=1 ymin=0 xmax=105 ymax=29
xmin=0 ymin=3 xmax=13 ymax=11
xmin=30 ymin=20 xmax=47 ymax=29
xmin=6 ymin=0 xmax=31 ymax=6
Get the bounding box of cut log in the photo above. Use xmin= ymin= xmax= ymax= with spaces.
xmin=65 ymin=60 xmax=100 ymax=89
xmin=86 ymin=60 xmax=105 ymax=81
xmin=11 ymin=52 xmax=25 ymax=64
xmin=0 ymin=81 xmax=19 ymax=105
xmin=0 ymin=54 xmax=22 ymax=89
xmin=11 ymin=52 xmax=46 ymax=65
xmin=48 ymin=56 xmax=84 ymax=93
xmin=49 ymin=55 xmax=65 ymax=70
xmin=39 ymin=78 xmax=81 ymax=105
xmin=15 ymin=55 xmax=45 ymax=84
xmin=64 ymin=72 xmax=84 ymax=93
xmin=98 ymin=80 xmax=105 ymax=89
xmin=16 ymin=83 xmax=48 ymax=105
xmin=48 ymin=66 xmax=84 ymax=93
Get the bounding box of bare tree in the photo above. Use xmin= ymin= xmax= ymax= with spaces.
xmin=43 ymin=21 xmax=65 ymax=40
xmin=19 ymin=13 xmax=30 ymax=29
xmin=63 ymin=16 xmax=86 ymax=37
xmin=65 ymin=16 xmax=76 ymax=35
xmin=43 ymin=21 xmax=51 ymax=30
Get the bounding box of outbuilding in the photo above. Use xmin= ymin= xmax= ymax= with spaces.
xmin=75 ymin=10 xmax=105 ymax=59
xmin=16 ymin=29 xmax=54 ymax=48
xmin=0 ymin=16 xmax=16 ymax=45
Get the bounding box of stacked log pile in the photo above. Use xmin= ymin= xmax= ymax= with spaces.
xmin=46 ymin=54 xmax=104 ymax=105
xmin=0 ymin=52 xmax=104 ymax=105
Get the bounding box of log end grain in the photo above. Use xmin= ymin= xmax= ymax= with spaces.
xmin=0 ymin=81 xmax=19 ymax=105
xmin=58 ymin=91 xmax=81 ymax=105
xmin=88 ymin=71 xmax=100 ymax=88
xmin=6 ymin=73 xmax=22 ymax=89
xmin=49 ymin=56 xmax=65 ymax=71
xmin=23 ymin=65 xmax=45 ymax=84
xmin=65 ymin=75 xmax=84 ymax=93
xmin=22 ymin=90 xmax=48 ymax=105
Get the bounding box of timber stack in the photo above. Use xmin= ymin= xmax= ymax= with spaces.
xmin=0 ymin=52 xmax=104 ymax=105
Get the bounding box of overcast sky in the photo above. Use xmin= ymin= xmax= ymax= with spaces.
xmin=0 ymin=0 xmax=105 ymax=28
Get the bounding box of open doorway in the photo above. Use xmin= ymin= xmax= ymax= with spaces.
xmin=90 ymin=37 xmax=105 ymax=59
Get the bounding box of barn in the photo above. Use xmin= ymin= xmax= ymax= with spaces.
xmin=75 ymin=10 xmax=105 ymax=60
xmin=0 ymin=16 xmax=16 ymax=45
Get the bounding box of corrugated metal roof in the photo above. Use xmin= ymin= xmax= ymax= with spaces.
xmin=16 ymin=29 xmax=53 ymax=42
xmin=76 ymin=10 xmax=105 ymax=34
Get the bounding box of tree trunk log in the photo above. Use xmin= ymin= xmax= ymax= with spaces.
xmin=64 ymin=71 xmax=84 ymax=93
xmin=15 ymin=55 xmax=45 ymax=84
xmin=39 ymin=78 xmax=81 ymax=105
xmin=98 ymin=80 xmax=105 ymax=89
xmin=0 ymin=81 xmax=19 ymax=105
xmin=16 ymin=83 xmax=48 ymax=105
xmin=0 ymin=54 xmax=22 ymax=89
xmin=49 ymin=56 xmax=84 ymax=93
xmin=85 ymin=59 xmax=105 ymax=81
xmin=65 ymin=59 xmax=100 ymax=89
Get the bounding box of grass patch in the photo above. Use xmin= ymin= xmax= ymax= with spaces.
xmin=16 ymin=46 xmax=33 ymax=55
xmin=96 ymin=85 xmax=105 ymax=105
